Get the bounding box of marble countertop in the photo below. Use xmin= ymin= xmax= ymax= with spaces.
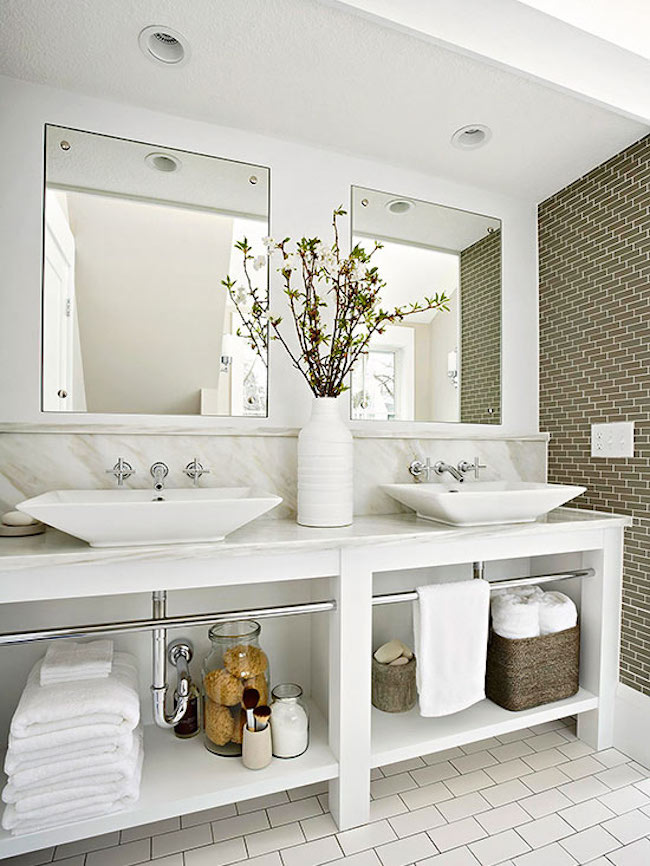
xmin=0 ymin=508 xmax=631 ymax=574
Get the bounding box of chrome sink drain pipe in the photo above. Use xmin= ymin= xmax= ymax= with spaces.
xmin=152 ymin=591 xmax=191 ymax=728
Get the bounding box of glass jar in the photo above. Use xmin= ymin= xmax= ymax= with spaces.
xmin=270 ymin=683 xmax=309 ymax=758
xmin=202 ymin=620 xmax=269 ymax=756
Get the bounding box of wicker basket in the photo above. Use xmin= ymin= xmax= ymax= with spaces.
xmin=485 ymin=625 xmax=580 ymax=712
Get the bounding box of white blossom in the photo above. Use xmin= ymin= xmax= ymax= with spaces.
xmin=262 ymin=236 xmax=275 ymax=250
xmin=252 ymin=255 xmax=266 ymax=271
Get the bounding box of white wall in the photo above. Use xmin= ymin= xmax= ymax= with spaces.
xmin=0 ymin=74 xmax=539 ymax=436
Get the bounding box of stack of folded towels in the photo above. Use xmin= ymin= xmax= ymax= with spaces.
xmin=2 ymin=640 xmax=142 ymax=835
xmin=491 ymin=586 xmax=578 ymax=639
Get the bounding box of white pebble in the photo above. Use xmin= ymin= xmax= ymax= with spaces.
xmin=389 ymin=656 xmax=409 ymax=666
xmin=374 ymin=639 xmax=403 ymax=664
xmin=1 ymin=511 xmax=39 ymax=527
xmin=398 ymin=640 xmax=413 ymax=659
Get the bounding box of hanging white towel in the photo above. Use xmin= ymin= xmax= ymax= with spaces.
xmin=40 ymin=639 xmax=114 ymax=686
xmin=538 ymin=591 xmax=577 ymax=635
xmin=10 ymin=652 xmax=139 ymax=745
xmin=413 ymin=579 xmax=491 ymax=717
xmin=490 ymin=587 xmax=543 ymax=639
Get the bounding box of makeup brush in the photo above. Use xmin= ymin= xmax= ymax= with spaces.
xmin=242 ymin=687 xmax=260 ymax=731
xmin=253 ymin=705 xmax=271 ymax=732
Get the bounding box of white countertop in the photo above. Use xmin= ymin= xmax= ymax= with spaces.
xmin=0 ymin=507 xmax=630 ymax=574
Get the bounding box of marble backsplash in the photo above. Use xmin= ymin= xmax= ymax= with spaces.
xmin=0 ymin=431 xmax=547 ymax=518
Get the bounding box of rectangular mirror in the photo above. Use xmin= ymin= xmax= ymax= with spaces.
xmin=350 ymin=186 xmax=501 ymax=424
xmin=42 ymin=125 xmax=269 ymax=416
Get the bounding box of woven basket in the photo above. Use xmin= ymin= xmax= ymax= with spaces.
xmin=485 ymin=624 xmax=580 ymax=712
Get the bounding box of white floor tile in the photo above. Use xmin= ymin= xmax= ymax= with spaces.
xmin=468 ymin=829 xmax=530 ymax=865
xmin=607 ymin=838 xmax=650 ymax=866
xmin=557 ymin=776 xmax=610 ymax=803
xmin=475 ymin=803 xmax=530 ymax=835
xmin=487 ymin=743 xmax=534 ymax=764
xmin=559 ymin=798 xmax=615 ymax=830
xmin=369 ymin=795 xmax=409 ymax=823
xmin=288 ymin=782 xmax=329 ymax=801
xmin=520 ymin=748 xmax=568 ymax=773
xmin=595 ymin=765 xmax=644 ymax=790
xmin=633 ymin=776 xmax=650 ymax=796
xmin=371 ymin=768 xmax=384 ymax=781
xmin=371 ymin=773 xmax=419 ymax=800
xmin=511 ymin=842 xmax=577 ymax=866
xmin=245 ymin=823 xmax=305 ymax=858
xmin=482 ymin=781 xmax=531 ymax=809
xmin=524 ymin=733 xmax=568 ymax=752
xmin=55 ymin=833 xmax=121 ymax=860
xmin=212 ymin=809 xmax=270 ymax=842
xmin=461 ymin=739 xmax=502 ymax=755
xmin=445 ymin=771 xmax=494 ymax=797
xmin=240 ymin=855 xmax=282 ymax=866
xmin=337 ymin=820 xmax=397 ymax=856
xmin=428 ymin=817 xmax=487 ymax=852
xmin=152 ymin=824 xmax=213 ymax=858
xmin=4 ymin=853 xmax=56 ymax=866
xmin=451 ymin=753 xmax=499 ymax=775
xmin=494 ymin=729 xmax=534 ymax=745
xmin=601 ymin=809 xmax=650 ymax=844
xmin=557 ymin=742 xmax=594 ymax=761
xmin=237 ymin=792 xmax=290 ymax=815
xmin=86 ymin=840 xmax=150 ymax=866
xmin=376 ymin=832 xmax=437 ymax=866
xmin=411 ymin=762 xmax=461 ymax=787
xmin=521 ymin=767 xmax=571 ymax=794
xmin=423 ymin=748 xmax=465 ymax=766
xmin=519 ymin=788 xmax=573 ymax=819
xmin=330 ymin=852 xmax=382 ymax=866
xmin=381 ymin=757 xmax=427 ymax=777
xmin=417 ymin=847 xmax=481 ymax=865
xmin=389 ymin=805 xmax=446 ymax=838
xmin=401 ymin=782 xmax=455 ymax=811
xmin=593 ymin=749 xmax=629 ymax=769
xmin=302 ymin=812 xmax=339 ymax=841
xmin=559 ymin=756 xmax=603 ymax=781
xmin=182 ymin=804 xmax=237 ymax=827
xmin=599 ymin=784 xmax=650 ymax=815
xmin=528 ymin=721 xmax=567 ymax=735
xmin=150 ymin=855 xmax=183 ymax=866
xmin=280 ymin=835 xmax=343 ymax=866
xmin=121 ymin=818 xmax=181 ymax=841
xmin=558 ymin=825 xmax=620 ymax=863
xmin=438 ymin=793 xmax=492 ymax=823
xmin=514 ymin=814 xmax=573 ymax=849
xmin=268 ymin=796 xmax=322 ymax=827
xmin=184 ymin=837 xmax=247 ymax=866
xmin=484 ymin=760 xmax=534 ymax=785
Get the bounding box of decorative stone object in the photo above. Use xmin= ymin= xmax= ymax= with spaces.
xmin=373 ymin=639 xmax=404 ymax=665
xmin=2 ymin=511 xmax=39 ymax=527
xmin=0 ymin=512 xmax=45 ymax=537
xmin=389 ymin=656 xmax=409 ymax=666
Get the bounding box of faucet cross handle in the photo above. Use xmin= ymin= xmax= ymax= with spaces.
xmin=184 ymin=458 xmax=210 ymax=487
xmin=106 ymin=458 xmax=135 ymax=487
xmin=457 ymin=457 xmax=487 ymax=480
xmin=409 ymin=458 xmax=432 ymax=483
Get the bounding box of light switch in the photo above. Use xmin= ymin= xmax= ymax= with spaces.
xmin=591 ymin=422 xmax=634 ymax=458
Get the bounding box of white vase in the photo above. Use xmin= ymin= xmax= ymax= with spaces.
xmin=297 ymin=397 xmax=353 ymax=527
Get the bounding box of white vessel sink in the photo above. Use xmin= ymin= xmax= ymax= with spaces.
xmin=381 ymin=481 xmax=585 ymax=527
xmin=16 ymin=488 xmax=283 ymax=547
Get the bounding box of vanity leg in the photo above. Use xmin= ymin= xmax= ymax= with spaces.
xmin=577 ymin=528 xmax=624 ymax=749
xmin=328 ymin=549 xmax=373 ymax=830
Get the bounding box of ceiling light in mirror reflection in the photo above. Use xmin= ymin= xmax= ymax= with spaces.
xmin=351 ymin=187 xmax=502 ymax=425
xmin=42 ymin=125 xmax=269 ymax=417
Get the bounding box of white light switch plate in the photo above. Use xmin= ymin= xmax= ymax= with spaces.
xmin=591 ymin=422 xmax=634 ymax=458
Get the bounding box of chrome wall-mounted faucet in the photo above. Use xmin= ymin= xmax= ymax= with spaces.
xmin=184 ymin=458 xmax=210 ymax=487
xmin=150 ymin=462 xmax=169 ymax=492
xmin=457 ymin=457 xmax=487 ymax=480
xmin=106 ymin=458 xmax=135 ymax=487
xmin=408 ymin=458 xmax=465 ymax=484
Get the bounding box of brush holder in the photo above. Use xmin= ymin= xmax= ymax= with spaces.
xmin=242 ymin=725 xmax=272 ymax=770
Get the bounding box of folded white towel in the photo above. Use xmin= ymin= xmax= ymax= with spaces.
xmin=4 ymin=729 xmax=142 ymax=812
xmin=10 ymin=652 xmax=139 ymax=745
xmin=4 ymin=729 xmax=140 ymax=796
xmin=40 ymin=639 xmax=114 ymax=686
xmin=414 ymin=579 xmax=491 ymax=717
xmin=2 ymin=738 xmax=143 ymax=835
xmin=4 ymin=729 xmax=134 ymax=776
xmin=491 ymin=587 xmax=543 ymax=639
xmin=539 ymin=591 xmax=577 ymax=635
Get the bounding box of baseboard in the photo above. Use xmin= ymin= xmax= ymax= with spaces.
xmin=614 ymin=682 xmax=650 ymax=767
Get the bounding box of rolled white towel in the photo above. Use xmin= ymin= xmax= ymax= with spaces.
xmin=40 ymin=639 xmax=114 ymax=686
xmin=4 ymin=728 xmax=140 ymax=796
xmin=10 ymin=652 xmax=139 ymax=744
xmin=539 ymin=591 xmax=578 ymax=635
xmin=491 ymin=587 xmax=543 ymax=640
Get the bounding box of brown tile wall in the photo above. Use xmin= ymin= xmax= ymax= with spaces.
xmin=538 ymin=134 xmax=650 ymax=694
xmin=460 ymin=229 xmax=502 ymax=424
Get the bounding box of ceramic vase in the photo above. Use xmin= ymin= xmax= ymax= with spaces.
xmin=297 ymin=397 xmax=353 ymax=527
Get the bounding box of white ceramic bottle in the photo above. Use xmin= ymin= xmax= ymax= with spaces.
xmin=297 ymin=397 xmax=353 ymax=527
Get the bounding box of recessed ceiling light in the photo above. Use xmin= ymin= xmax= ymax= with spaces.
xmin=386 ymin=199 xmax=414 ymax=215
xmin=145 ymin=152 xmax=181 ymax=173
xmin=451 ymin=125 xmax=492 ymax=150
xmin=138 ymin=25 xmax=190 ymax=66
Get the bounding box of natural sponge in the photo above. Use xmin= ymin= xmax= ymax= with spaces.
xmin=204 ymin=668 xmax=244 ymax=706
xmin=223 ymin=644 xmax=268 ymax=679
xmin=205 ymin=700 xmax=235 ymax=746
xmin=230 ymin=709 xmax=247 ymax=745
xmin=244 ymin=673 xmax=268 ymax=706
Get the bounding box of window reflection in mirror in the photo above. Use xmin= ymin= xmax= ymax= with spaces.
xmin=42 ymin=126 xmax=269 ymax=416
xmin=350 ymin=187 xmax=502 ymax=424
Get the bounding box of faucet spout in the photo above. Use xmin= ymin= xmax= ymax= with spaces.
xmin=150 ymin=462 xmax=169 ymax=492
xmin=433 ymin=461 xmax=465 ymax=483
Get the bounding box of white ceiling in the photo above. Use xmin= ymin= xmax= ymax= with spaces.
xmin=1 ymin=0 xmax=647 ymax=201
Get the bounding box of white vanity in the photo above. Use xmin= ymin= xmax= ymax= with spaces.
xmin=0 ymin=507 xmax=628 ymax=858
